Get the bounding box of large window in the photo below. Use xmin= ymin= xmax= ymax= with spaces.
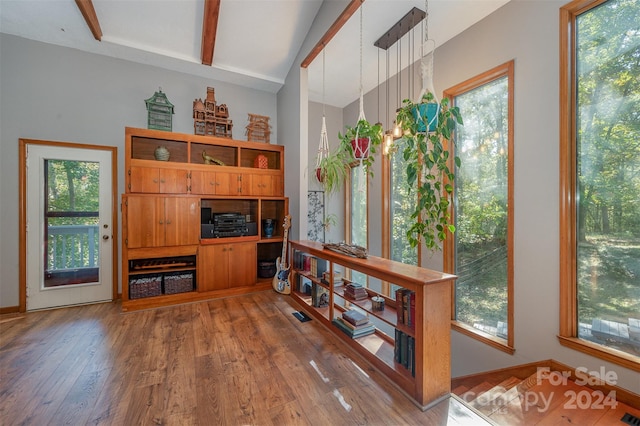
xmin=347 ymin=164 xmax=368 ymax=285
xmin=388 ymin=137 xmax=419 ymax=266
xmin=445 ymin=61 xmax=514 ymax=353
xmin=559 ymin=0 xmax=640 ymax=370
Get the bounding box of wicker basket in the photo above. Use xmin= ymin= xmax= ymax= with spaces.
xmin=129 ymin=274 xmax=162 ymax=299
xmin=164 ymin=272 xmax=195 ymax=294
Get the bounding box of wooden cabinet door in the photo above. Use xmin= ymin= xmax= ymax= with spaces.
xmin=190 ymin=170 xmax=217 ymax=195
xmin=159 ymin=168 xmax=189 ymax=193
xmin=199 ymin=243 xmax=256 ymax=290
xmin=129 ymin=166 xmax=188 ymax=194
xmin=249 ymin=174 xmax=282 ymax=196
xmin=125 ymin=196 xmax=164 ymax=248
xmin=214 ymin=172 xmax=234 ymax=195
xmin=271 ymin=174 xmax=284 ymax=196
xmin=249 ymin=174 xmax=268 ymax=196
xmin=228 ymin=242 xmax=256 ymax=287
xmin=164 ymin=197 xmax=200 ymax=246
xmin=129 ymin=166 xmax=160 ymax=193
xmin=198 ymin=245 xmax=229 ymax=291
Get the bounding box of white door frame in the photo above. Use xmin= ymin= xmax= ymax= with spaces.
xmin=19 ymin=139 xmax=118 ymax=312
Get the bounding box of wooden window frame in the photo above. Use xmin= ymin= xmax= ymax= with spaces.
xmin=444 ymin=60 xmax=515 ymax=355
xmin=558 ymin=0 xmax=640 ymax=372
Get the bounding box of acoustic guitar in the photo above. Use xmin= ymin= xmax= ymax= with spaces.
xmin=272 ymin=215 xmax=292 ymax=294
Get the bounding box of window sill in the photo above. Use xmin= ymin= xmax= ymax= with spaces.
xmin=557 ymin=335 xmax=640 ymax=373
xmin=452 ymin=320 xmax=515 ymax=355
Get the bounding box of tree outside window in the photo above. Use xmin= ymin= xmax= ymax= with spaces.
xmin=445 ymin=61 xmax=514 ymax=353
xmin=560 ymin=0 xmax=640 ymax=369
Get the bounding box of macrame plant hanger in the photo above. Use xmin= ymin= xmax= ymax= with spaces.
xmin=354 ymin=5 xmax=367 ymax=192
xmin=417 ymin=0 xmax=439 ymax=132
xmin=315 ymin=50 xmax=330 ymax=183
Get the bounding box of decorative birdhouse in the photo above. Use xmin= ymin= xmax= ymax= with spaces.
xmin=145 ymin=88 xmax=174 ymax=131
xmin=193 ymin=87 xmax=233 ymax=138
xmin=246 ymin=113 xmax=271 ymax=143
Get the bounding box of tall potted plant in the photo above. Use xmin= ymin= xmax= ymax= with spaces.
xmin=395 ymin=91 xmax=463 ymax=250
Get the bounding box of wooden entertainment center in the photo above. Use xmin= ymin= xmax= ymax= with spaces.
xmin=121 ymin=127 xmax=288 ymax=311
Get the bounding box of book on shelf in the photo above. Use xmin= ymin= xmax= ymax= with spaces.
xmin=394 ymin=328 xmax=416 ymax=377
xmin=298 ymin=274 xmax=312 ymax=295
xmin=395 ymin=288 xmax=416 ymax=331
xmin=344 ymin=282 xmax=368 ymax=301
xmin=332 ymin=317 xmax=375 ymax=339
xmin=311 ymin=282 xmax=329 ymax=308
xmin=342 ymin=309 xmax=369 ymax=326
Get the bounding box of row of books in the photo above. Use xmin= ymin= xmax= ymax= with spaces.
xmin=395 ymin=288 xmax=416 ymax=331
xmin=344 ymin=282 xmax=368 ymax=301
xmin=332 ymin=309 xmax=375 ymax=339
xmin=394 ymin=329 xmax=416 ymax=377
xmin=292 ymin=251 xmax=327 ymax=278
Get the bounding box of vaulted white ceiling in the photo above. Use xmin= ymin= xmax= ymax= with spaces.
xmin=0 ymin=0 xmax=510 ymax=108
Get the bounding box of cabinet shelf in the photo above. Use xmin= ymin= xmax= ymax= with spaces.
xmin=332 ymin=287 xmax=400 ymax=330
xmin=288 ymin=240 xmax=456 ymax=410
xmin=128 ymin=266 xmax=196 ymax=276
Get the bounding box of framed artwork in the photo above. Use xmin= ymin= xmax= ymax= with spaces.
xmin=307 ymin=190 xmax=324 ymax=242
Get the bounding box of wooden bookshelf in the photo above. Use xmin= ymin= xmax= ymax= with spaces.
xmin=288 ymin=240 xmax=457 ymax=410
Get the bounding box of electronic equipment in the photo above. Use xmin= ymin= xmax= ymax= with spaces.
xmin=200 ymin=212 xmax=249 ymax=238
xmin=201 ymin=207 xmax=212 ymax=224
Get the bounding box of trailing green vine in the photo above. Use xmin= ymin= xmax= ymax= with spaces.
xmin=396 ymin=92 xmax=463 ymax=250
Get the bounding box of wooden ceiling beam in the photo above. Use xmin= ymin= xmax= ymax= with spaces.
xmin=75 ymin=0 xmax=102 ymax=41
xmin=300 ymin=0 xmax=364 ymax=69
xmin=201 ymin=0 xmax=221 ymax=66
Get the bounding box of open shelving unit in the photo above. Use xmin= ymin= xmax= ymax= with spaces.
xmin=288 ymin=240 xmax=457 ymax=410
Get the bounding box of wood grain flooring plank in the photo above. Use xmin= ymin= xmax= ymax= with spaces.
xmin=47 ymin=367 xmax=112 ymax=426
xmin=194 ymin=353 xmax=230 ymax=425
xmin=0 ymin=305 xmax=104 ymax=424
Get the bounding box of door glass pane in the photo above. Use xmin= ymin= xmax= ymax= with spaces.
xmin=45 ymin=159 xmax=100 ymax=287
xmin=454 ymin=76 xmax=509 ymax=339
xmin=575 ymin=0 xmax=640 ymax=356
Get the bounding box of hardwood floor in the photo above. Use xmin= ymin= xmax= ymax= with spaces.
xmin=0 ymin=291 xmax=489 ymax=425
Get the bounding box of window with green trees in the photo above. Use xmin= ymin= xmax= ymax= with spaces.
xmin=560 ymin=0 xmax=640 ymax=368
xmin=445 ymin=61 xmax=514 ymax=352
xmin=390 ymin=137 xmax=418 ymax=266
xmin=45 ymin=159 xmax=100 ymax=287
xmin=349 ymin=164 xmax=368 ymax=285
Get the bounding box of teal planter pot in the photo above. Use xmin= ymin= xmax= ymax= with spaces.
xmin=412 ymin=103 xmax=439 ymax=132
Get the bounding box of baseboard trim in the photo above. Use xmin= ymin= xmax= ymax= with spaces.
xmin=0 ymin=306 xmax=20 ymax=315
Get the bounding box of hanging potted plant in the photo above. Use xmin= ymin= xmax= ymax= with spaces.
xmin=395 ymin=90 xmax=463 ymax=250
xmin=316 ymin=148 xmax=349 ymax=194
xmin=337 ymin=119 xmax=383 ymax=175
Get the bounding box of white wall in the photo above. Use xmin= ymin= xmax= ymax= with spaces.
xmin=0 ymin=34 xmax=277 ymax=307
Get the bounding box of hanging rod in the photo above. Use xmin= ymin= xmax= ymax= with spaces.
xmin=374 ymin=7 xmax=425 ymax=50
